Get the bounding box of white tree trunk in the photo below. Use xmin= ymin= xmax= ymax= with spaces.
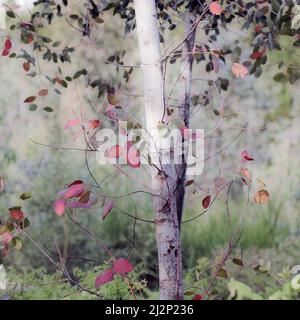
xmin=133 ymin=0 xmax=183 ymax=300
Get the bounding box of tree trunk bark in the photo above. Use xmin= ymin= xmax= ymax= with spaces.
xmin=133 ymin=0 xmax=183 ymax=300
xmin=176 ymin=11 xmax=197 ymax=226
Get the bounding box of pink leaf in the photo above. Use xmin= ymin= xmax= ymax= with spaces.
xmin=64 ymin=118 xmax=80 ymax=129
xmin=209 ymin=2 xmax=222 ymax=15
xmin=113 ymin=258 xmax=134 ymax=274
xmin=67 ymin=201 xmax=91 ymax=209
xmin=231 ymin=63 xmax=248 ymax=79
xmin=241 ymin=150 xmax=254 ymax=161
xmin=95 ymin=268 xmax=114 ymax=288
xmin=106 ymin=105 xmax=117 ymax=120
xmin=212 ymin=55 xmax=219 ymax=73
xmin=239 ymin=167 xmax=252 ymax=184
xmin=53 ymin=198 xmax=66 ymax=216
xmin=1 ymin=232 xmax=13 ymax=244
xmin=64 ymin=184 xmax=84 ymax=199
xmin=127 ymin=141 xmax=140 ymax=168
xmin=102 ymin=200 xmax=114 ymax=220
xmin=202 ymin=195 xmax=211 ymax=209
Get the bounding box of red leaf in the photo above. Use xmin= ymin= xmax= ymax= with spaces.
xmin=26 ymin=33 xmax=34 ymax=44
xmin=53 ymin=198 xmax=66 ymax=216
xmin=23 ymin=62 xmax=30 ymax=72
xmin=113 ymin=258 xmax=134 ymax=274
xmin=193 ymin=294 xmax=204 ymax=300
xmin=250 ymin=51 xmax=264 ymax=60
xmin=255 ymin=25 xmax=263 ymax=33
xmin=202 ymin=195 xmax=211 ymax=209
xmin=95 ymin=268 xmax=114 ymax=288
xmin=102 ymin=200 xmax=114 ymax=220
xmin=9 ymin=208 xmax=24 ymax=220
xmin=2 ymin=48 xmax=10 ymax=56
xmin=38 ymin=89 xmax=48 ymax=96
xmin=23 ymin=96 xmax=36 ymax=103
xmin=68 ymin=180 xmax=84 ymax=187
xmin=209 ymin=2 xmax=222 ymax=15
xmin=4 ymin=38 xmax=12 ymax=50
xmin=241 ymin=150 xmax=254 ymax=161
xmin=89 ymin=119 xmax=101 ymax=129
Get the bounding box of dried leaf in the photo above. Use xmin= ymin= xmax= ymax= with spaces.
xmin=232 ymin=63 xmax=248 ymax=79
xmin=216 ymin=268 xmax=228 ymax=278
xmin=254 ymin=189 xmax=270 ymax=204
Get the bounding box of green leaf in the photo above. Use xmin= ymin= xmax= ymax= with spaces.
xmin=184 ymin=291 xmax=195 ymax=296
xmin=20 ymin=192 xmax=32 ymax=200
xmin=273 ymin=73 xmax=287 ymax=82
xmin=232 ymin=258 xmax=244 ymax=266
xmin=29 ymin=104 xmax=37 ymax=111
xmin=6 ymin=11 xmax=16 ymax=18
xmin=19 ymin=218 xmax=30 ymax=230
xmin=52 ymin=41 xmax=61 ymax=47
xmin=43 ymin=107 xmax=54 ymax=112
xmin=41 ymin=36 xmax=52 ymax=43
xmin=73 ymin=69 xmax=88 ymax=79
